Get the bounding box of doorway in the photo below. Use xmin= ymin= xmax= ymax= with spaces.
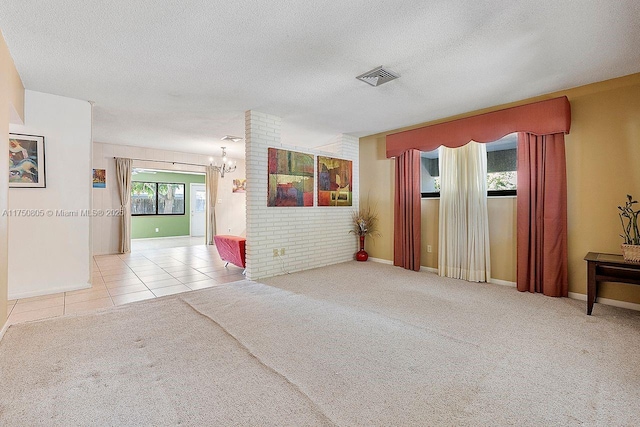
xmin=190 ymin=183 xmax=206 ymax=237
xmin=129 ymin=169 xmax=206 ymax=244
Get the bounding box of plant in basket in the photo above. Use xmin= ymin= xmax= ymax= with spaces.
xmin=618 ymin=194 xmax=640 ymax=262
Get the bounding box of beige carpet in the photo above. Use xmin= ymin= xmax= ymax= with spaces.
xmin=2 ymin=261 xmax=640 ymax=426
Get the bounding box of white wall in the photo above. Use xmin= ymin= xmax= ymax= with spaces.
xmin=245 ymin=110 xmax=359 ymax=280
xmin=216 ymin=165 xmax=247 ymax=237
xmin=8 ymin=90 xmax=92 ymax=299
xmin=93 ymin=142 xmax=246 ymax=255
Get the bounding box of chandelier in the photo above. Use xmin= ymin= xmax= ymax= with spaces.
xmin=210 ymin=147 xmax=236 ymax=178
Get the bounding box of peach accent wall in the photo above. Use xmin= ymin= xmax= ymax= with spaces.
xmin=360 ymin=73 xmax=640 ymax=304
xmin=0 ymin=29 xmax=25 ymax=330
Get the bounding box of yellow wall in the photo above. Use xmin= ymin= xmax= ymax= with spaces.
xmin=360 ymin=73 xmax=640 ymax=303
xmin=0 ymin=28 xmax=25 ymax=329
xmin=565 ymin=75 xmax=640 ymax=302
xmin=359 ymin=137 xmax=394 ymax=261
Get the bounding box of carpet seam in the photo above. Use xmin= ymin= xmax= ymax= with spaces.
xmin=233 ymin=278 xmax=483 ymax=350
xmin=258 ymin=281 xmax=484 ymax=350
xmin=177 ymin=298 xmax=339 ymax=427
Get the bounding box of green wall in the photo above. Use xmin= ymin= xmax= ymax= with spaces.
xmin=131 ymin=171 xmax=205 ymax=239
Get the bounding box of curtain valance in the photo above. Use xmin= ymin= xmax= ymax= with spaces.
xmin=386 ymin=96 xmax=571 ymax=157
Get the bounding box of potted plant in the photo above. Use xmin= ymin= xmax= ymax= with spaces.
xmin=350 ymin=203 xmax=380 ymax=261
xmin=618 ymin=194 xmax=640 ymax=262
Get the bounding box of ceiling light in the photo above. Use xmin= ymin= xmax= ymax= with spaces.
xmin=210 ymin=146 xmax=236 ymax=178
xmin=356 ymin=66 xmax=400 ymax=87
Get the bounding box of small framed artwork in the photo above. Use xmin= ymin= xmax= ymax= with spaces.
xmin=93 ymin=169 xmax=106 ymax=188
xmin=232 ymin=178 xmax=246 ymax=193
xmin=9 ymin=133 xmax=46 ymax=188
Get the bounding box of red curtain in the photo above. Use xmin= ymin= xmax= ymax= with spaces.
xmin=394 ymin=149 xmax=421 ymax=271
xmin=386 ymin=97 xmax=571 ymax=291
xmin=516 ymin=133 xmax=568 ymax=297
xmin=386 ymin=97 xmax=571 ymax=157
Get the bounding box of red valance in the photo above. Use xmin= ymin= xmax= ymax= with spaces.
xmin=386 ymin=96 xmax=571 ymax=158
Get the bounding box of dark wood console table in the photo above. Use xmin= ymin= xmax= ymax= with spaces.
xmin=584 ymin=252 xmax=640 ymax=315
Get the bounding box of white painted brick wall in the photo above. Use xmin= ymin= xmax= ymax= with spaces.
xmin=245 ymin=111 xmax=359 ymax=280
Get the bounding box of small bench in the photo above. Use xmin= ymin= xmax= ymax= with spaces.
xmin=214 ymin=235 xmax=246 ymax=274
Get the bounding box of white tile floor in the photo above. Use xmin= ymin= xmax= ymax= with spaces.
xmin=5 ymin=239 xmax=244 ymax=326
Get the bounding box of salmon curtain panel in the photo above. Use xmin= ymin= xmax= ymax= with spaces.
xmin=516 ymin=133 xmax=568 ymax=296
xmin=386 ymin=97 xmax=571 ymax=296
xmin=394 ymin=149 xmax=421 ymax=271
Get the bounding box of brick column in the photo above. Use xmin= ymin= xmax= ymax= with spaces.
xmin=245 ymin=111 xmax=359 ymax=280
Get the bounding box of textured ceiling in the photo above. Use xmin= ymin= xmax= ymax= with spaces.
xmin=2 ymin=1 xmax=639 ymax=159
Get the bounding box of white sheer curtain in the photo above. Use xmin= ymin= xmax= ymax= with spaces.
xmin=115 ymin=157 xmax=133 ymax=253
xmin=205 ymin=165 xmax=219 ymax=245
xmin=438 ymin=141 xmax=491 ymax=282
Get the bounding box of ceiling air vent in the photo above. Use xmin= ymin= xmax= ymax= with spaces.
xmin=356 ymin=66 xmax=400 ymax=87
xmin=221 ymin=135 xmax=243 ymax=143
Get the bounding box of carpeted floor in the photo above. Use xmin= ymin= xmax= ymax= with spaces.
xmin=1 ymin=261 xmax=639 ymax=426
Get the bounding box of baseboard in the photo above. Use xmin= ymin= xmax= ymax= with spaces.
xmin=420 ymin=269 xmax=515 ymax=286
xmin=132 ymin=235 xmax=191 ymax=241
xmin=489 ymin=278 xmax=517 ymax=287
xmin=568 ymin=292 xmax=640 ymax=312
xmin=366 ymin=259 xmax=640 ymax=312
xmin=568 ymin=292 xmax=586 ymax=301
xmin=368 ymin=257 xmax=392 ymax=265
xmin=9 ymin=283 xmax=91 ymax=301
xmin=0 ymin=320 xmax=9 ymax=343
xmin=367 ymin=258 xmax=439 ymax=274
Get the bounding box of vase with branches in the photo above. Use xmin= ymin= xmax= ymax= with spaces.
xmin=618 ymin=194 xmax=640 ymax=262
xmin=350 ymin=203 xmax=380 ymax=261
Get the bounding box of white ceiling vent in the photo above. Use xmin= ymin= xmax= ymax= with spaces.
xmin=221 ymin=135 xmax=243 ymax=142
xmin=356 ymin=66 xmax=400 ymax=87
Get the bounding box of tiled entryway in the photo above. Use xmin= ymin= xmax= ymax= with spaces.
xmin=6 ymin=243 xmax=244 ymax=326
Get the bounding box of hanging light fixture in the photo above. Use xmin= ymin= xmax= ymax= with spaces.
xmin=210 ymin=146 xmax=236 ymax=178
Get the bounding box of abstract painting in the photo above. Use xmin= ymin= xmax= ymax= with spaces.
xmin=93 ymin=169 xmax=106 ymax=188
xmin=268 ymin=148 xmax=314 ymax=207
xmin=9 ymin=133 xmax=46 ymax=188
xmin=317 ymin=156 xmax=352 ymax=206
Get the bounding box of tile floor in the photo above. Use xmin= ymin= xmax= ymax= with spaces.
xmin=5 ymin=240 xmax=245 ymax=326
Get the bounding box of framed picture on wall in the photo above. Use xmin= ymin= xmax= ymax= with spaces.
xmin=93 ymin=169 xmax=106 ymax=188
xmin=267 ymin=148 xmax=314 ymax=207
xmin=9 ymin=133 xmax=46 ymax=188
xmin=232 ymin=178 xmax=246 ymax=193
xmin=317 ymin=156 xmax=352 ymax=206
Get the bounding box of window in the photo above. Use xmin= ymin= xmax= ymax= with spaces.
xmin=132 ymin=182 xmax=157 ymax=215
xmin=131 ymin=182 xmax=185 ymax=215
xmin=421 ymin=133 xmax=517 ymax=198
xmin=158 ymin=183 xmax=185 ymax=215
